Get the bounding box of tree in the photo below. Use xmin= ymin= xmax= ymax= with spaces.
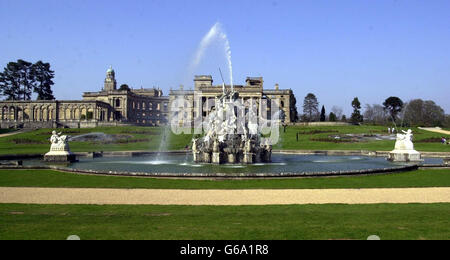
xmin=0 ymin=60 xmax=34 ymax=100
xmin=445 ymin=115 xmax=450 ymax=128
xmin=331 ymin=106 xmax=343 ymax=120
xmin=0 ymin=62 xmax=21 ymax=100
xmin=119 ymin=84 xmax=130 ymax=91
xmin=329 ymin=112 xmax=337 ymax=122
xmin=290 ymin=95 xmax=299 ymax=122
xmin=364 ymin=104 xmax=388 ymax=125
xmin=320 ymin=105 xmax=326 ymax=122
xmin=303 ymin=93 xmax=319 ymax=122
xmin=341 ymin=115 xmax=347 ymax=122
xmin=403 ymin=99 xmax=445 ymax=127
xmin=0 ymin=60 xmax=55 ymax=101
xmin=383 ymin=97 xmax=404 ymax=121
xmin=351 ymin=97 xmax=363 ymax=124
xmin=32 ymin=61 xmax=55 ymax=100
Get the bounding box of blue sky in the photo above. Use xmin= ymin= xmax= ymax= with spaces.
xmin=1 ymin=0 xmax=449 ymax=115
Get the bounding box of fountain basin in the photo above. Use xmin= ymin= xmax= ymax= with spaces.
xmin=18 ymin=153 xmax=443 ymax=178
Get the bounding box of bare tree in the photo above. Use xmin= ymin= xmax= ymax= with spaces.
xmin=364 ymin=104 xmax=388 ymax=125
xmin=331 ymin=106 xmax=343 ymax=120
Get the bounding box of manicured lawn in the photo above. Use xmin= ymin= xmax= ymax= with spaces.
xmin=0 ymin=126 xmax=193 ymax=155
xmin=0 ymin=129 xmax=16 ymax=135
xmin=0 ymin=169 xmax=449 ymax=189
xmin=0 ymin=125 xmax=449 ymax=155
xmin=275 ymin=125 xmax=450 ymax=152
xmin=0 ymin=203 xmax=448 ymax=240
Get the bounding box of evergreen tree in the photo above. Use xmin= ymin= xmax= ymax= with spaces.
xmin=320 ymin=105 xmax=326 ymax=122
xmin=383 ymin=96 xmax=404 ymax=121
xmin=32 ymin=61 xmax=55 ymax=100
xmin=17 ymin=59 xmax=34 ymax=100
xmin=329 ymin=112 xmax=337 ymax=122
xmin=351 ymin=97 xmax=363 ymax=124
xmin=0 ymin=60 xmax=55 ymax=101
xmin=303 ymin=93 xmax=319 ymax=122
xmin=0 ymin=62 xmax=21 ymax=100
xmin=0 ymin=60 xmax=34 ymax=100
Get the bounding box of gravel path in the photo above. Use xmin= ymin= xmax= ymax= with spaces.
xmin=1 ymin=187 xmax=449 ymax=205
xmin=0 ymin=130 xmax=27 ymax=138
xmin=419 ymin=127 xmax=450 ymax=135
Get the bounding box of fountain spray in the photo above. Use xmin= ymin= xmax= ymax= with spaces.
xmin=188 ymin=22 xmax=234 ymax=88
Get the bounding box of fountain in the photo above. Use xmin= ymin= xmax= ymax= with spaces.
xmin=388 ymin=129 xmax=422 ymax=162
xmin=191 ymin=76 xmax=272 ymax=164
xmin=23 ymin=22 xmax=440 ymax=177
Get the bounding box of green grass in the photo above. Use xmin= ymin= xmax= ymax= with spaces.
xmin=0 ymin=126 xmax=192 ymax=155
xmin=275 ymin=125 xmax=450 ymax=152
xmin=0 ymin=125 xmax=449 ymax=155
xmin=0 ymin=203 xmax=448 ymax=240
xmin=0 ymin=129 xmax=16 ymax=135
xmin=1 ymin=169 xmax=449 ymax=189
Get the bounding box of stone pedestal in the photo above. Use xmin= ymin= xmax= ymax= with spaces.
xmin=44 ymin=131 xmax=77 ymax=163
xmin=212 ymin=152 xmax=221 ymax=164
xmin=388 ymin=150 xmax=422 ymax=162
xmin=44 ymin=151 xmax=77 ymax=163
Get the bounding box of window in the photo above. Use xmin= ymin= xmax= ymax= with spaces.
xmin=115 ymin=99 xmax=121 ymax=107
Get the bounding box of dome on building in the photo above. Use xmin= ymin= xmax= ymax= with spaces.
xmin=106 ymin=66 xmax=114 ymax=74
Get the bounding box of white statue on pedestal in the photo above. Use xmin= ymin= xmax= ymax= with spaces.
xmin=49 ymin=131 xmax=71 ymax=152
xmin=44 ymin=130 xmax=76 ymax=162
xmin=388 ymin=129 xmax=422 ymax=162
xmin=394 ymin=129 xmax=414 ymax=150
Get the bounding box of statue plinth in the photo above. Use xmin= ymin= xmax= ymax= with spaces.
xmin=388 ymin=150 xmax=422 ymax=162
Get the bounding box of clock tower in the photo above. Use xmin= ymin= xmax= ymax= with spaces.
xmin=104 ymin=66 xmax=117 ymax=91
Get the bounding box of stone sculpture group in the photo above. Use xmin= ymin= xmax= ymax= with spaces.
xmin=44 ymin=131 xmax=76 ymax=162
xmin=192 ymin=85 xmax=272 ymax=164
xmin=388 ymin=129 xmax=422 ymax=162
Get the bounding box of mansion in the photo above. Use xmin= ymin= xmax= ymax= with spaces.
xmin=0 ymin=67 xmax=298 ymax=129
xmin=0 ymin=67 xmax=169 ymax=129
xmin=170 ymin=75 xmax=298 ymax=126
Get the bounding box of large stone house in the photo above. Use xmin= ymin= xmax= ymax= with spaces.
xmin=169 ymin=75 xmax=298 ymax=127
xmin=0 ymin=67 xmax=169 ymax=128
xmin=0 ymin=68 xmax=297 ymax=129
